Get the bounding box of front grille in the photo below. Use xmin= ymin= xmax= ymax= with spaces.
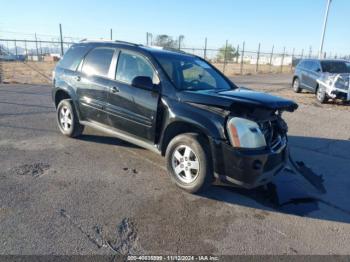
xmin=259 ymin=117 xmax=287 ymax=151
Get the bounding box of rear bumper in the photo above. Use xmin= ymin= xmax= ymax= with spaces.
xmin=210 ymin=138 xmax=288 ymax=189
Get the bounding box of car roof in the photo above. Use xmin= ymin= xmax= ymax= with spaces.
xmin=300 ymin=58 xmax=348 ymax=63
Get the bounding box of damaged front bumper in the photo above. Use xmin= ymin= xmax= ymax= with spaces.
xmin=317 ymin=74 xmax=350 ymax=101
xmin=211 ymin=137 xmax=288 ymax=189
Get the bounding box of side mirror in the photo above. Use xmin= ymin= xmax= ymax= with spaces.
xmin=131 ymin=76 xmax=154 ymax=90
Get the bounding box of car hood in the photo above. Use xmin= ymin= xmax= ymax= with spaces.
xmin=178 ymin=88 xmax=298 ymax=112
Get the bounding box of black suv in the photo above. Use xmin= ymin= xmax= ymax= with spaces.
xmin=52 ymin=41 xmax=297 ymax=193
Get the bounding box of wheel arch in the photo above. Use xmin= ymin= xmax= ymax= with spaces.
xmin=292 ymin=75 xmax=299 ymax=85
xmin=315 ymin=83 xmax=320 ymax=94
xmin=158 ymin=98 xmax=227 ymax=156
xmin=54 ymin=89 xmax=71 ymax=108
xmin=160 ymin=121 xmax=210 ymax=156
xmin=53 ymin=83 xmax=82 ymax=121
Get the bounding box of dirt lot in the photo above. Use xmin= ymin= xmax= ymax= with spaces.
xmin=1 ymin=61 xmax=55 ymax=85
xmin=0 ymin=74 xmax=350 ymax=256
xmin=0 ymin=61 xmax=293 ymax=85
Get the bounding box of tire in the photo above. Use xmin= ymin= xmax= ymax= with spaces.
xmin=292 ymin=77 xmax=301 ymax=93
xmin=165 ymin=133 xmax=213 ymax=193
xmin=56 ymin=99 xmax=84 ymax=137
xmin=316 ymin=85 xmax=328 ymax=104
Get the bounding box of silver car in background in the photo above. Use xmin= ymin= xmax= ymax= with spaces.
xmin=292 ymin=59 xmax=350 ymax=103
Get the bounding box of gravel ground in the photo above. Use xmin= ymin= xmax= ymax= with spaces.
xmin=0 ymin=74 xmax=350 ymax=256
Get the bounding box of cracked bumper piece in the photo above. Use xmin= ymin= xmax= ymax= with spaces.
xmin=211 ymin=139 xmax=288 ymax=189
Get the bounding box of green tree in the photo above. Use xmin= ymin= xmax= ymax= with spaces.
xmin=217 ymin=44 xmax=239 ymax=62
xmin=154 ymin=34 xmax=185 ymax=49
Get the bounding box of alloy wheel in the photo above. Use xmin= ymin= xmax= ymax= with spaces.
xmin=171 ymin=145 xmax=200 ymax=184
xmin=59 ymin=106 xmax=73 ymax=131
xmin=293 ymin=79 xmax=299 ymax=91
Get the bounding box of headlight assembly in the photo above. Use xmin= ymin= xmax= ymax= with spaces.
xmin=226 ymin=117 xmax=266 ymax=149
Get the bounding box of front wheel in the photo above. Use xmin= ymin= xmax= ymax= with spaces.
xmin=57 ymin=99 xmax=84 ymax=137
xmin=165 ymin=133 xmax=213 ymax=193
xmin=316 ymin=85 xmax=328 ymax=104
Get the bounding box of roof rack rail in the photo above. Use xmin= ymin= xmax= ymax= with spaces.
xmin=79 ymin=39 xmax=142 ymax=47
xmin=114 ymin=40 xmax=142 ymax=47
xmin=79 ymin=38 xmax=114 ymax=43
xmin=149 ymin=45 xmax=188 ymax=55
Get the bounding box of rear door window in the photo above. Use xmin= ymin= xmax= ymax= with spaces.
xmin=57 ymin=44 xmax=90 ymax=71
xmin=309 ymin=61 xmax=319 ymax=72
xmin=81 ymin=48 xmax=115 ymax=78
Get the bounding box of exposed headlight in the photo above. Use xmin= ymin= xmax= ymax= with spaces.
xmin=226 ymin=117 xmax=266 ymax=148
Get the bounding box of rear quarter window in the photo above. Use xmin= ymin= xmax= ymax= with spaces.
xmin=297 ymin=61 xmax=305 ymax=69
xmin=57 ymin=45 xmax=90 ymax=71
xmin=81 ymin=48 xmax=115 ymax=78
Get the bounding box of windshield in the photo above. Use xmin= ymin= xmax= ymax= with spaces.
xmin=321 ymin=61 xmax=350 ymax=74
xmin=154 ymin=53 xmax=233 ymax=91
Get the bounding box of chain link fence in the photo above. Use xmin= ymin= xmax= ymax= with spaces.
xmin=1 ymin=37 xmax=349 ymax=85
xmin=0 ymin=38 xmax=74 ymax=84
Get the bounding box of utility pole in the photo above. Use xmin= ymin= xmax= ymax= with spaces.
xmin=110 ymin=29 xmax=113 ymax=40
xmin=59 ymin=24 xmax=64 ymax=56
xmin=319 ymin=0 xmax=332 ymax=59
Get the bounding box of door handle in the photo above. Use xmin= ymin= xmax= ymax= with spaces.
xmin=75 ymin=76 xmax=81 ymax=82
xmin=111 ymin=86 xmax=119 ymax=93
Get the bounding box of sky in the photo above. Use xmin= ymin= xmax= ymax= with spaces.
xmin=0 ymin=0 xmax=349 ymax=55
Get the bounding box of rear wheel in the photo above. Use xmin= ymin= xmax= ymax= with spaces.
xmin=316 ymin=85 xmax=328 ymax=104
xmin=292 ymin=77 xmax=301 ymax=93
xmin=57 ymin=99 xmax=84 ymax=137
xmin=165 ymin=133 xmax=213 ymax=193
